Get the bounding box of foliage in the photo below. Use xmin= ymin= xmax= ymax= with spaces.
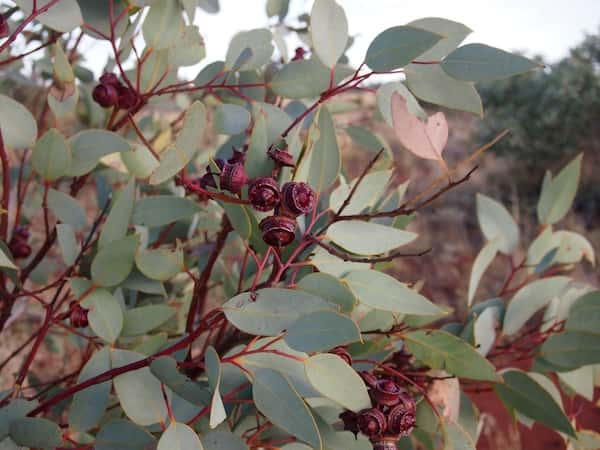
xmin=477 ymin=30 xmax=600 ymax=222
xmin=0 ymin=1 xmax=597 ymax=450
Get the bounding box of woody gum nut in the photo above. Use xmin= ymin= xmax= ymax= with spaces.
xmin=248 ymin=177 xmax=281 ymax=212
xmin=259 ymin=215 xmax=296 ymax=247
xmin=357 ymin=408 xmax=387 ymax=438
xmin=220 ymin=162 xmax=248 ymax=193
xmin=373 ymin=379 xmax=403 ymax=406
xmin=281 ymin=181 xmax=315 ymax=216
xmin=93 ymin=83 xmax=119 ymax=108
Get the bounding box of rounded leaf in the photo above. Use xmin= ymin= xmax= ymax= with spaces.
xmin=327 ymin=220 xmax=417 ymax=255
xmin=158 ymin=422 xmax=203 ymax=450
xmin=0 ymin=95 xmax=38 ymax=149
xmin=305 ymin=354 xmax=371 ymax=413
xmin=285 ymin=310 xmax=361 ymax=352
xmin=31 ymin=128 xmax=72 ymax=181
xmin=81 ymin=289 xmax=124 ymax=343
xmin=135 ymin=247 xmax=183 ymax=281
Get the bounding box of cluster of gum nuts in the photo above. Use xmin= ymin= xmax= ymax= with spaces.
xmin=333 ymin=348 xmax=417 ymax=450
xmin=196 ymin=144 xmax=315 ymax=248
xmin=92 ymin=72 xmax=139 ymax=110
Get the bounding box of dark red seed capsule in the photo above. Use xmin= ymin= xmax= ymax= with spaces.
xmin=92 ymin=83 xmax=119 ymax=108
xmin=259 ymin=215 xmax=296 ymax=247
xmin=116 ymin=84 xmax=138 ymax=110
xmin=248 ymin=177 xmax=281 ymax=212
xmin=99 ymin=73 xmax=121 ymax=87
xmin=0 ymin=15 xmax=10 ymax=39
xmin=387 ymin=399 xmax=416 ymax=436
xmin=372 ymin=379 xmax=403 ymax=407
xmin=281 ymin=182 xmax=315 ymax=216
xmin=292 ymin=47 xmax=307 ymax=61
xmin=220 ymin=162 xmax=248 ymax=193
xmin=339 ymin=410 xmax=359 ymax=436
xmin=357 ymin=408 xmax=387 ymax=438
xmin=10 ymin=242 xmax=31 ymax=259
xmin=69 ymin=302 xmax=89 ymax=328
xmin=268 ymin=146 xmax=295 ymax=167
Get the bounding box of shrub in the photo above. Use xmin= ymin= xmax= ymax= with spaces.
xmin=0 ymin=1 xmax=597 ymax=450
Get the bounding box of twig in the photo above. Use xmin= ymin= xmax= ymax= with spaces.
xmin=309 ymin=236 xmax=430 ymax=263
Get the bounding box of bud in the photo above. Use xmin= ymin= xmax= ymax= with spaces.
xmin=248 ymin=177 xmax=281 ymax=212
xmin=281 ymin=182 xmax=315 ymax=216
xmin=292 ymin=46 xmax=307 ymax=61
xmin=220 ymin=162 xmax=248 ymax=193
xmin=330 ymin=346 xmax=352 ymax=366
xmin=387 ymin=393 xmax=416 ymax=436
xmin=116 ymin=84 xmax=138 ymax=110
xmin=198 ymin=173 xmax=218 ymax=190
xmin=268 ymin=146 xmax=295 ymax=167
xmin=357 ymin=408 xmax=387 ymax=438
xmin=10 ymin=242 xmax=31 ymax=259
xmin=69 ymin=302 xmax=89 ymax=328
xmin=0 ymin=15 xmax=10 ymax=39
xmin=339 ymin=411 xmax=359 ymax=436
xmin=372 ymin=379 xmax=403 ymax=407
xmin=259 ymin=215 xmax=296 ymax=247
xmin=13 ymin=225 xmax=30 ymax=241
xmin=99 ymin=72 xmax=121 ymax=87
xmin=92 ymin=83 xmax=119 ymax=108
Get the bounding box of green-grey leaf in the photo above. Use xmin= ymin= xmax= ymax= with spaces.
xmin=540 ymin=331 xmax=600 ymax=370
xmin=56 ymin=223 xmax=79 ymax=266
xmin=310 ymin=0 xmax=348 ymax=68
xmin=502 ymin=276 xmax=571 ymax=335
xmin=327 ymin=220 xmax=417 ymax=255
xmin=214 ymin=104 xmax=251 ymax=135
xmin=297 ymin=272 xmax=356 ymax=313
xmin=344 ymin=270 xmax=443 ymax=315
xmin=442 ymin=43 xmax=541 ymax=82
xmin=220 ymin=203 xmax=251 ymax=241
xmin=467 ymin=240 xmax=499 ymax=306
xmin=365 ymin=26 xmax=443 ymax=71
xmin=271 ymin=59 xmax=330 ymax=99
xmin=202 ymin=430 xmax=247 ymax=450
xmin=91 ymin=235 xmax=139 ymax=287
xmin=68 ymin=129 xmax=131 ymax=176
xmin=403 ymin=330 xmax=501 ymax=381
xmin=305 ymin=353 xmax=371 ymax=412
xmin=150 ymin=356 xmax=211 ymax=406
xmin=31 ymin=128 xmax=72 ymax=181
xmin=0 ymin=95 xmax=38 ymax=149
xmin=537 ymin=153 xmax=582 ymax=225
xmin=121 ymin=143 xmax=160 ymax=179
xmin=169 ymin=25 xmax=206 ymax=67
xmin=408 ymin=17 xmax=471 ymax=61
xmin=81 ymin=289 xmax=124 ymax=343
xmin=285 ymin=310 xmax=361 ymax=352
xmin=494 ymin=369 xmax=574 ymax=436
xmin=158 ymin=422 xmax=203 ymax=450
xmin=121 ymin=305 xmax=176 ymax=337
xmin=150 ymin=101 xmax=206 ymax=185
xmin=225 ymin=28 xmax=273 ymax=70
xmin=47 ymin=188 xmax=87 ymax=230
xmin=377 ymin=81 xmax=427 ymax=124
xmin=253 ymin=369 xmax=322 ymax=449
xmin=301 ymin=107 xmax=340 ymax=193
xmin=405 ymin=64 xmax=483 ymax=116
xmin=205 ymin=347 xmax=226 ymax=429
xmin=476 ymin=193 xmax=519 ymax=254
xmin=99 ymin=178 xmax=135 ymax=247
xmin=0 ymin=399 xmax=35 ymax=441
xmin=111 ymin=349 xmax=168 ymax=426
xmin=68 ymin=347 xmax=111 ymax=431
xmin=142 ymin=0 xmax=184 ymax=50
xmin=133 ymin=196 xmax=201 ymax=227
xmin=95 ymin=419 xmax=156 ymax=450
xmin=135 ymin=247 xmax=183 ymax=281
xmin=223 ymin=288 xmax=334 ymax=336
xmin=9 ymin=417 xmax=62 ymax=449
xmin=15 ymin=0 xmax=82 ymax=32
xmin=0 ymin=247 xmax=18 ymax=271
xmin=444 ymin=420 xmax=476 ymax=450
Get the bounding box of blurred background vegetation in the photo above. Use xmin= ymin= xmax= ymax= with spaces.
xmin=477 ymin=29 xmax=600 ymax=229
